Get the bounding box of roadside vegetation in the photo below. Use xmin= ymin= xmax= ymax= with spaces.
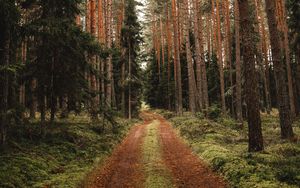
xmin=0 ymin=113 xmax=137 ymax=188
xmin=155 ymin=109 xmax=300 ymax=188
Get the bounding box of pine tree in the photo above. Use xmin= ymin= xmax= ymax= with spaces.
xmin=121 ymin=0 xmax=143 ymax=119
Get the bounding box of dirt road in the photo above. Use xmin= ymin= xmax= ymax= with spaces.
xmin=85 ymin=112 xmax=226 ymax=188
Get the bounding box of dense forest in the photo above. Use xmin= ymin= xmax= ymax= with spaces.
xmin=0 ymin=0 xmax=299 ymax=187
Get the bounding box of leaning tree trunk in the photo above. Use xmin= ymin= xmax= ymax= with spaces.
xmin=265 ymin=0 xmax=294 ymax=139
xmin=239 ymin=0 xmax=264 ymax=152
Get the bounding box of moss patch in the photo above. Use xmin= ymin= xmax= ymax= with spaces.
xmin=158 ymin=109 xmax=300 ymax=188
xmin=0 ymin=113 xmax=137 ymax=188
xmin=142 ymin=120 xmax=174 ymax=188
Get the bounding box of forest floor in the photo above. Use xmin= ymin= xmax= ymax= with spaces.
xmin=84 ymin=111 xmax=226 ymax=188
xmin=0 ymin=113 xmax=139 ymax=188
xmin=156 ymin=109 xmax=300 ymax=188
xmin=1 ymin=110 xmax=299 ymax=187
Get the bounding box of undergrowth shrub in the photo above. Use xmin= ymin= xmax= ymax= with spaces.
xmin=207 ymin=105 xmax=222 ymax=120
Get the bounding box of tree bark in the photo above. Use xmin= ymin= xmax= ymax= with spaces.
xmin=184 ymin=0 xmax=197 ymax=113
xmin=128 ymin=42 xmax=132 ymax=120
xmin=256 ymin=0 xmax=271 ymax=114
xmin=171 ymin=0 xmax=183 ymax=115
xmin=193 ymin=0 xmax=203 ymax=111
xmin=0 ymin=34 xmax=10 ymax=146
xmin=234 ymin=0 xmax=242 ymax=123
xmin=265 ymin=0 xmax=294 ymax=139
xmin=106 ymin=0 xmax=113 ymax=108
xmin=280 ymin=0 xmax=296 ymax=118
xmin=216 ymin=0 xmax=226 ymax=114
xmin=239 ymin=0 xmax=264 ymax=152
xmin=30 ymin=79 xmax=37 ymax=119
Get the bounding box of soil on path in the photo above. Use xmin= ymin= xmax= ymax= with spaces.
xmin=85 ymin=111 xmax=226 ymax=188
xmin=154 ymin=112 xmax=227 ymax=188
xmin=85 ymin=117 xmax=151 ymax=188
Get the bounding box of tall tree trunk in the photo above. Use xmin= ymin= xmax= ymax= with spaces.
xmin=198 ymin=3 xmax=209 ymax=111
xmin=183 ymin=0 xmax=197 ymax=113
xmin=0 ymin=34 xmax=10 ymax=146
xmin=224 ymin=0 xmax=234 ymax=115
xmin=171 ymin=0 xmax=183 ymax=115
xmin=128 ymin=42 xmax=132 ymax=120
xmin=193 ymin=0 xmax=203 ymax=111
xmin=239 ymin=0 xmax=264 ymax=152
xmin=256 ymin=0 xmax=271 ymax=114
xmin=265 ymin=0 xmax=294 ymax=139
xmin=166 ymin=4 xmax=172 ymax=110
xmin=98 ymin=0 xmax=106 ymax=107
xmin=90 ymin=0 xmax=98 ymax=115
xmin=279 ymin=0 xmax=296 ymax=118
xmin=234 ymin=0 xmax=242 ymax=123
xmin=106 ymin=0 xmax=113 ymax=107
xmin=19 ymin=40 xmax=27 ymax=105
xmin=121 ymin=49 xmax=126 ymax=117
xmin=216 ymin=0 xmax=226 ymax=114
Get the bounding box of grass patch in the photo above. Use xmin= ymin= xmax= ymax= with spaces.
xmin=0 ymin=112 xmax=137 ymax=188
xmin=158 ymin=109 xmax=300 ymax=188
xmin=142 ymin=120 xmax=174 ymax=188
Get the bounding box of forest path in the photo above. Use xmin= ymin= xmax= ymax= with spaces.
xmin=85 ymin=111 xmax=226 ymax=188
